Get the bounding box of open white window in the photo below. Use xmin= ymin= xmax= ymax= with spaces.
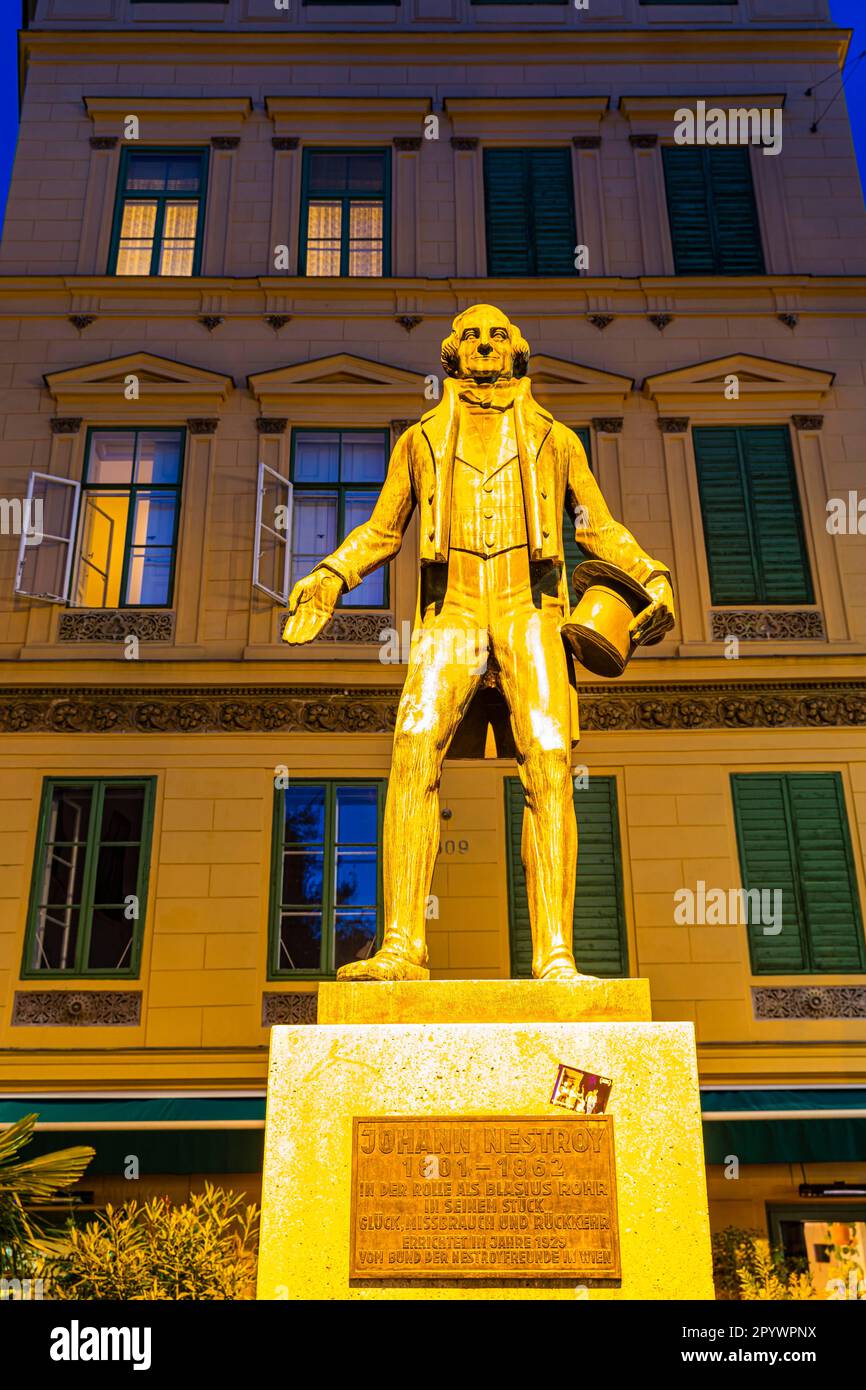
xmin=253 ymin=461 xmax=293 ymax=603
xmin=13 ymin=472 xmax=81 ymax=603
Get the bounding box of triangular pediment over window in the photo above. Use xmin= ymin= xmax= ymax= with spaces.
xmin=45 ymin=353 xmax=234 ymax=417
xmin=642 ymin=354 xmax=834 ymax=416
xmin=249 ymin=354 xmax=428 ymax=426
xmin=527 ymin=355 xmax=634 ymax=415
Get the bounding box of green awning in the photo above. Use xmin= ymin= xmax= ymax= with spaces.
xmin=0 ymin=1093 xmax=265 ymax=1129
xmin=701 ymin=1088 xmax=866 ymax=1164
xmin=0 ymin=1094 xmax=267 ymax=1174
xmin=5 ymin=1088 xmax=865 ymax=1173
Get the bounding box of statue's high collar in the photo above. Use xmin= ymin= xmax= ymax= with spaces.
xmin=456 ymin=377 xmax=518 ymax=411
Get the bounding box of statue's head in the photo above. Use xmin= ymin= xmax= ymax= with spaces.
xmin=440 ymin=304 xmax=530 ymax=384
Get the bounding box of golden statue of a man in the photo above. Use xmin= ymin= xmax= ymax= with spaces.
xmin=283 ymin=305 xmax=674 ymax=981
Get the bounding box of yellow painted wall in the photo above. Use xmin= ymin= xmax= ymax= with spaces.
xmin=1 ymin=722 xmax=865 ymax=1084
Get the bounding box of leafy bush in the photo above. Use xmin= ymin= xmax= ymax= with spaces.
xmin=736 ymin=1238 xmax=816 ymax=1301
xmin=711 ymin=1225 xmax=815 ymax=1301
xmin=0 ymin=1113 xmax=94 ymax=1280
xmin=43 ymin=1184 xmax=259 ymax=1300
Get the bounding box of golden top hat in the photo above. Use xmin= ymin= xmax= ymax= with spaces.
xmin=562 ymin=559 xmax=660 ymax=679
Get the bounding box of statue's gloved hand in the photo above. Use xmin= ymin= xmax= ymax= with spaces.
xmin=282 ymin=568 xmax=344 ymax=645
xmin=629 ymin=574 xmax=675 ymax=648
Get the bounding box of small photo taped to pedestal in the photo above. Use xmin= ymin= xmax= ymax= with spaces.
xmin=551 ymin=1063 xmax=613 ymax=1116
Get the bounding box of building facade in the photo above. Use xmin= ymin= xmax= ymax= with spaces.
xmin=1 ymin=0 xmax=866 ymax=1285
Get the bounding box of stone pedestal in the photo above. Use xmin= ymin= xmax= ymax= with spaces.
xmin=257 ymin=981 xmax=714 ymax=1300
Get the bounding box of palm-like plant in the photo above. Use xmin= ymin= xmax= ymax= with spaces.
xmin=0 ymin=1112 xmax=94 ymax=1279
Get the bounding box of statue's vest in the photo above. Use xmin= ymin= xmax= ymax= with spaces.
xmin=450 ymin=405 xmax=528 ymax=558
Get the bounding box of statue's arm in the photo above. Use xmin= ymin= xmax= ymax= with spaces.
xmin=564 ymin=427 xmax=675 ymax=644
xmin=283 ymin=430 xmax=416 ymax=645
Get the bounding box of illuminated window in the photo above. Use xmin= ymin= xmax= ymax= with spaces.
xmin=300 ymin=149 xmax=389 ymax=277
xmin=73 ymin=429 xmax=184 ymax=608
xmin=24 ymin=778 xmax=155 ymax=977
xmin=270 ymin=781 xmax=384 ymax=977
xmin=290 ymin=429 xmax=389 ymax=607
xmin=110 ymin=149 xmax=208 ymax=276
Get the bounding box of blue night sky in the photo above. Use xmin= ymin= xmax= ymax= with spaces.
xmin=0 ymin=2 xmax=863 ymax=233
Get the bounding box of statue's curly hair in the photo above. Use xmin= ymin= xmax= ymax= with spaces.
xmin=440 ymin=305 xmax=530 ymax=379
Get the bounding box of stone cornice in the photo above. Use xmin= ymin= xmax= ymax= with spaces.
xmin=620 ymin=93 xmax=786 ymax=139
xmin=265 ymin=95 xmax=431 ymax=141
xmin=84 ymin=95 xmax=253 ymax=141
xmin=444 ymin=96 xmax=609 ymax=140
xmin=22 ymin=30 xmax=851 ymax=69
xmin=2 ymin=276 xmax=866 ymax=323
xmin=1 ymin=681 xmax=864 ymax=735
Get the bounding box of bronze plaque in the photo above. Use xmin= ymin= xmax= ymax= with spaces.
xmin=350 ymin=1115 xmax=620 ymax=1279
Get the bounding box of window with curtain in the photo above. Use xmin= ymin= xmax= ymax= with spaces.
xmin=270 ymin=781 xmax=384 ymax=977
xmin=300 ymin=149 xmax=390 ymax=276
xmin=24 ymin=779 xmax=155 ymax=977
xmin=110 ymin=149 xmax=208 ymax=276
xmin=289 ymin=429 xmax=389 ymax=607
xmin=73 ymin=429 xmax=185 ymax=608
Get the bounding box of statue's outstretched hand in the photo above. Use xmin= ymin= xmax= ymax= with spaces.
xmin=282 ymin=568 xmax=344 ymax=645
xmin=629 ymin=574 xmax=675 ymax=648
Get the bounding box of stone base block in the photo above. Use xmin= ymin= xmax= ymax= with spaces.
xmin=257 ymin=1002 xmax=713 ymax=1300
xmin=317 ymin=978 xmax=651 ymax=1025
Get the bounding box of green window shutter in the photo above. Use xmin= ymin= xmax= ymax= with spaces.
xmin=692 ymin=426 xmax=759 ymax=603
xmin=739 ymin=427 xmax=813 ymax=604
xmin=528 ymin=148 xmax=577 ymax=275
xmin=662 ymin=146 xmax=764 ymax=275
xmin=731 ymin=774 xmax=808 ymax=973
xmin=707 ymin=148 xmax=765 ymax=275
xmin=562 ymin=426 xmax=592 ymax=593
xmin=505 ymin=778 xmax=533 ymax=979
xmin=484 ymin=148 xmax=576 ymax=277
xmin=662 ymin=147 xmax=718 ymax=275
xmin=732 ymin=773 xmax=865 ymax=975
xmin=693 ymin=426 xmax=812 ymax=605
xmin=506 ymin=774 xmax=628 ymax=978
xmin=786 ymin=775 xmax=865 ymax=973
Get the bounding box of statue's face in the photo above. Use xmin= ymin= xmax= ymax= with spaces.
xmin=455 ymin=307 xmax=514 ymax=383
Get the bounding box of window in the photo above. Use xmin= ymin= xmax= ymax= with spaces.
xmin=770 ymin=1208 xmax=866 ymax=1300
xmin=24 ymin=779 xmax=155 ymax=977
xmin=72 ymin=429 xmax=185 ymax=608
xmin=299 ymin=149 xmax=390 ymax=277
xmin=289 ymin=429 xmax=389 ymax=607
xmin=109 ymin=148 xmax=208 ymax=277
xmin=662 ymin=146 xmax=764 ymax=274
xmin=270 ymin=781 xmax=385 ymax=976
xmin=506 ymin=775 xmax=628 ymax=978
xmin=14 ymin=473 xmax=81 ymax=603
xmin=693 ymin=426 xmax=812 ymax=606
xmin=483 ymin=148 xmax=577 ymax=277
xmin=253 ymin=462 xmax=293 ymax=605
xmin=731 ymin=773 xmax=866 ymax=975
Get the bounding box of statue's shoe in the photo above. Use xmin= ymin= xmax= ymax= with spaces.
xmin=536 ymin=960 xmax=599 ymax=982
xmin=336 ymin=951 xmax=430 ymax=982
